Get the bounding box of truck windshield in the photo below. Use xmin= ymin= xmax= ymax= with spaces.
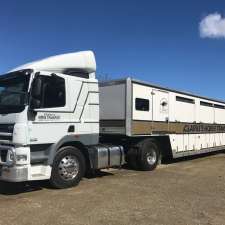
xmin=0 ymin=70 xmax=31 ymax=114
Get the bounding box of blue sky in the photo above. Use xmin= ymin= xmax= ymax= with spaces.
xmin=1 ymin=0 xmax=225 ymax=100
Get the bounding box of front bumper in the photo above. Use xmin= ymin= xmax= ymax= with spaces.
xmin=0 ymin=145 xmax=29 ymax=182
xmin=0 ymin=165 xmax=28 ymax=182
xmin=0 ymin=145 xmax=52 ymax=182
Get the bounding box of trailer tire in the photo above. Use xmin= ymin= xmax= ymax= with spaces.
xmin=50 ymin=146 xmax=86 ymax=189
xmin=138 ymin=139 xmax=160 ymax=171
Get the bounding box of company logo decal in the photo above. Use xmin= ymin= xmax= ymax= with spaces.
xmin=38 ymin=113 xmax=60 ymax=121
xmin=183 ymin=124 xmax=225 ymax=133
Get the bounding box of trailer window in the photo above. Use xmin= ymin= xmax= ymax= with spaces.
xmin=135 ymin=98 xmax=149 ymax=111
xmin=200 ymin=101 xmax=213 ymax=107
xmin=214 ymin=104 xmax=225 ymax=109
xmin=176 ymin=96 xmax=195 ymax=104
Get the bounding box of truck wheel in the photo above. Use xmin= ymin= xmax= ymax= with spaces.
xmin=138 ymin=139 xmax=160 ymax=171
xmin=50 ymin=146 xmax=86 ymax=189
xmin=127 ymin=147 xmax=139 ymax=170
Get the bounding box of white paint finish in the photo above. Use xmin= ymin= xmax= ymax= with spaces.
xmin=77 ymin=83 xmax=89 ymax=108
xmin=183 ymin=134 xmax=189 ymax=151
xmin=194 ymin=134 xmax=202 ymax=150
xmin=169 ymin=132 xmax=225 ymax=153
xmin=132 ymin=83 xmax=152 ymax=121
xmin=89 ymin=92 xmax=99 ymax=104
xmin=199 ymin=105 xmax=214 ymax=123
xmin=170 ymin=134 xmax=183 ymax=152
xmin=88 ymin=82 xmax=99 ymax=92
xmin=222 ymin=133 xmax=225 ymax=145
xmin=177 ymin=134 xmax=184 ymax=152
xmin=210 ymin=134 xmax=215 ymax=147
xmin=174 ymin=95 xmax=196 ymax=123
xmin=13 ymin=123 xmax=28 ymax=145
xmin=29 ymin=165 xmax=52 ymax=180
xmin=201 ymin=134 xmax=207 ymax=148
xmin=215 ymin=133 xmax=221 ymax=146
xmin=0 ymin=108 xmax=30 ymax=145
xmin=188 ymin=134 xmax=195 ymax=150
xmin=215 ymin=107 xmax=225 ymax=123
xmin=67 ymin=78 xmax=83 ymax=112
xmin=90 ymin=122 xmax=99 ymax=134
xmin=29 ymin=122 xmax=71 ymax=144
xmin=205 ymin=133 xmax=212 ymax=148
xmin=218 ymin=133 xmax=222 ymax=146
xmin=175 ymin=101 xmax=195 ymax=122
xmin=11 ymin=51 xmax=96 ymax=75
xmin=89 ymin=105 xmax=100 ymax=123
xmin=169 ymin=135 xmax=177 ymax=151
xmin=100 ymin=84 xmax=126 ymax=120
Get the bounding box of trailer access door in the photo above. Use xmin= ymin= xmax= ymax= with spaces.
xmin=152 ymin=89 xmax=169 ymax=122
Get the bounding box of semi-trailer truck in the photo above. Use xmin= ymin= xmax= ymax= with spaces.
xmin=0 ymin=51 xmax=224 ymax=188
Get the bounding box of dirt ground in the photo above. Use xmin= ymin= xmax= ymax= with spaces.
xmin=0 ymin=152 xmax=225 ymax=225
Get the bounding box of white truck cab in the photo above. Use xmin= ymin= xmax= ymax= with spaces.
xmin=0 ymin=51 xmax=104 ymax=187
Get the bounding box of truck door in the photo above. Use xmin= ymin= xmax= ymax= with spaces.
xmin=28 ymin=73 xmax=70 ymax=145
xmin=152 ymin=89 xmax=169 ymax=122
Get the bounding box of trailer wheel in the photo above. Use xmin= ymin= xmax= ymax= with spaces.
xmin=138 ymin=139 xmax=160 ymax=171
xmin=50 ymin=146 xmax=86 ymax=189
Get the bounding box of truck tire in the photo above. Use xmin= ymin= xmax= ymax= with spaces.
xmin=127 ymin=147 xmax=139 ymax=170
xmin=50 ymin=146 xmax=86 ymax=189
xmin=137 ymin=139 xmax=160 ymax=171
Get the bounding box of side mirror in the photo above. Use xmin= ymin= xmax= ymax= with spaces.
xmin=31 ymin=76 xmax=43 ymax=99
xmin=29 ymin=75 xmax=43 ymax=110
xmin=30 ymin=98 xmax=41 ymax=109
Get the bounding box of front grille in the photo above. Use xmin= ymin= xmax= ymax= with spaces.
xmin=0 ymin=124 xmax=14 ymax=143
xmin=0 ymin=135 xmax=12 ymax=141
xmin=0 ymin=124 xmax=14 ymax=133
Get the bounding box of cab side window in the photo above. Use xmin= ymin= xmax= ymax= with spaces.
xmin=41 ymin=76 xmax=65 ymax=108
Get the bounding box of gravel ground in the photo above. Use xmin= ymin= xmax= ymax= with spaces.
xmin=0 ymin=152 xmax=225 ymax=225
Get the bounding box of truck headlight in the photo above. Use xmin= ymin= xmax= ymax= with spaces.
xmin=7 ymin=149 xmax=16 ymax=165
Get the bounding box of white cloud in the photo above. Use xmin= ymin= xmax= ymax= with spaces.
xmin=200 ymin=13 xmax=225 ymax=38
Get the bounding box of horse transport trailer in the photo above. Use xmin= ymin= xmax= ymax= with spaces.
xmin=100 ymin=78 xmax=225 ymax=158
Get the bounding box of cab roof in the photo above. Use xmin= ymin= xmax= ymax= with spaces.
xmin=10 ymin=51 xmax=96 ymax=74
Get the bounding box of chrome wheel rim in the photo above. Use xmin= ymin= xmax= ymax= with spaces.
xmin=58 ymin=155 xmax=79 ymax=180
xmin=146 ymin=150 xmax=157 ymax=165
